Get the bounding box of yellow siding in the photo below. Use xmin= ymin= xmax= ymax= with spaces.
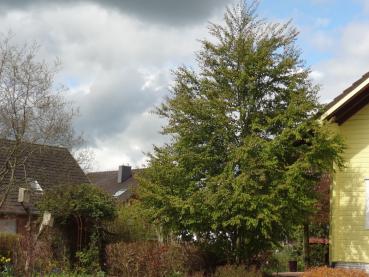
xmin=331 ymin=103 xmax=369 ymax=263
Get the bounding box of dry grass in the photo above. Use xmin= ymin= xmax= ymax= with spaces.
xmin=214 ymin=265 xmax=262 ymax=277
xmin=303 ymin=266 xmax=369 ymax=277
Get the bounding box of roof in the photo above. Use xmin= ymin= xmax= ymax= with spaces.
xmin=0 ymin=140 xmax=89 ymax=215
xmin=322 ymin=72 xmax=369 ymax=124
xmin=87 ymin=169 xmax=139 ymax=202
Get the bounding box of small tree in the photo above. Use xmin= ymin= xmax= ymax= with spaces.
xmin=140 ymin=1 xmax=344 ymax=265
xmin=38 ymin=184 xmax=117 ymax=271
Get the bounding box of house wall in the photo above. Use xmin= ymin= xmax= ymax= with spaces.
xmin=331 ymin=103 xmax=369 ymax=265
xmin=0 ymin=215 xmax=28 ymax=235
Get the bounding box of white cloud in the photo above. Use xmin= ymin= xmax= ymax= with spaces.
xmin=312 ymin=20 xmax=369 ymax=103
xmin=0 ymin=3 xmax=230 ymax=170
xmin=90 ymin=111 xmax=168 ymax=170
xmin=309 ymin=31 xmax=334 ymax=51
xmin=310 ymin=70 xmax=324 ymax=81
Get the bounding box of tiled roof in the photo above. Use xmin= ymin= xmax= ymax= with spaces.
xmin=0 ymin=140 xmax=89 ymax=215
xmin=87 ymin=169 xmax=138 ymax=202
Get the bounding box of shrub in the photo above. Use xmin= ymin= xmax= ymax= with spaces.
xmin=214 ymin=265 xmax=262 ymax=277
xmin=0 ymin=230 xmax=75 ymax=275
xmin=13 ymin=234 xmax=58 ymax=275
xmin=0 ymin=233 xmax=18 ymax=258
xmin=303 ymin=266 xmax=369 ymax=277
xmin=106 ymin=241 xmax=204 ymax=277
xmin=75 ymin=238 xmax=101 ymax=274
xmin=38 ymin=183 xmax=117 ymax=269
xmin=107 ymin=200 xmax=157 ymax=242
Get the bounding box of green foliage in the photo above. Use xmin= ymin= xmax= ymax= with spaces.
xmin=75 ymin=234 xmax=101 ymax=274
xmin=0 ymin=233 xmax=18 ymax=258
xmin=307 ymin=223 xmax=329 ymax=267
xmin=37 ymin=184 xmax=116 ymax=224
xmin=37 ymin=184 xmax=117 ymax=272
xmin=0 ymin=233 xmax=17 ymax=276
xmin=262 ymin=224 xmax=329 ymax=273
xmin=108 ymin=200 xmax=157 ymax=242
xmin=0 ymin=255 xmax=13 ymax=276
xmin=263 ymin=246 xmax=302 ymax=273
xmin=140 ymin=0 xmax=344 ymax=265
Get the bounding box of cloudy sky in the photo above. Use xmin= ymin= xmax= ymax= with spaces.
xmin=0 ymin=0 xmax=367 ymax=170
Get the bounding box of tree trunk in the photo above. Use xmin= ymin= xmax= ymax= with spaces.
xmin=24 ymin=210 xmax=33 ymax=277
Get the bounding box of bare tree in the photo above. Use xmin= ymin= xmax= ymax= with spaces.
xmin=0 ymin=34 xmax=81 ymax=208
xmin=73 ymin=147 xmax=96 ymax=173
xmin=0 ymin=34 xmax=89 ymax=276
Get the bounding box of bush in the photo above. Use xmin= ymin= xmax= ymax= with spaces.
xmin=107 ymin=200 xmax=157 ymax=242
xmin=0 ymin=233 xmax=18 ymax=275
xmin=0 ymin=233 xmax=18 ymax=258
xmin=38 ymin=183 xmax=117 ymax=269
xmin=75 ymin=238 xmax=101 ymax=274
xmin=303 ymin=266 xmax=369 ymax=277
xmin=106 ymin=241 xmax=204 ymax=277
xmin=0 ymin=229 xmax=71 ymax=276
xmin=214 ymin=265 xmax=262 ymax=277
xmin=13 ymin=234 xmax=60 ymax=275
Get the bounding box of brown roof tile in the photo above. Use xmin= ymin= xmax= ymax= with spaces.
xmin=0 ymin=140 xmax=89 ymax=215
xmin=87 ymin=169 xmax=139 ymax=202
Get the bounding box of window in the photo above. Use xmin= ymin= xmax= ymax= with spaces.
xmin=0 ymin=219 xmax=16 ymax=234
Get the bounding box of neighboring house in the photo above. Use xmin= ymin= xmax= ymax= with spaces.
xmin=0 ymin=140 xmax=89 ymax=234
xmin=322 ymin=72 xmax=369 ymax=271
xmin=87 ymin=165 xmax=138 ymax=202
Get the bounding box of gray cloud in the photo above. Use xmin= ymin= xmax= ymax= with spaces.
xmin=0 ymin=1 xmax=222 ymax=170
xmin=0 ymin=0 xmax=233 ymax=25
xmin=71 ymin=68 xmax=167 ymax=143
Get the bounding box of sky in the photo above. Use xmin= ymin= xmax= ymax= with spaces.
xmin=0 ymin=0 xmax=367 ymax=171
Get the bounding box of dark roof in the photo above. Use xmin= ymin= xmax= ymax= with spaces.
xmin=324 ymin=71 xmax=369 ymax=124
xmin=87 ymin=169 xmax=139 ymax=202
xmin=0 ymin=140 xmax=89 ymax=215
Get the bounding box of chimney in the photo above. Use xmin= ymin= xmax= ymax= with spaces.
xmin=118 ymin=165 xmax=132 ymax=183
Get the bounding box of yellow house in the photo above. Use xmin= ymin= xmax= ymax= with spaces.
xmin=322 ymin=72 xmax=369 ymax=270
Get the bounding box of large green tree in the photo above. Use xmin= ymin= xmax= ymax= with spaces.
xmin=140 ymin=1 xmax=344 ymax=265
